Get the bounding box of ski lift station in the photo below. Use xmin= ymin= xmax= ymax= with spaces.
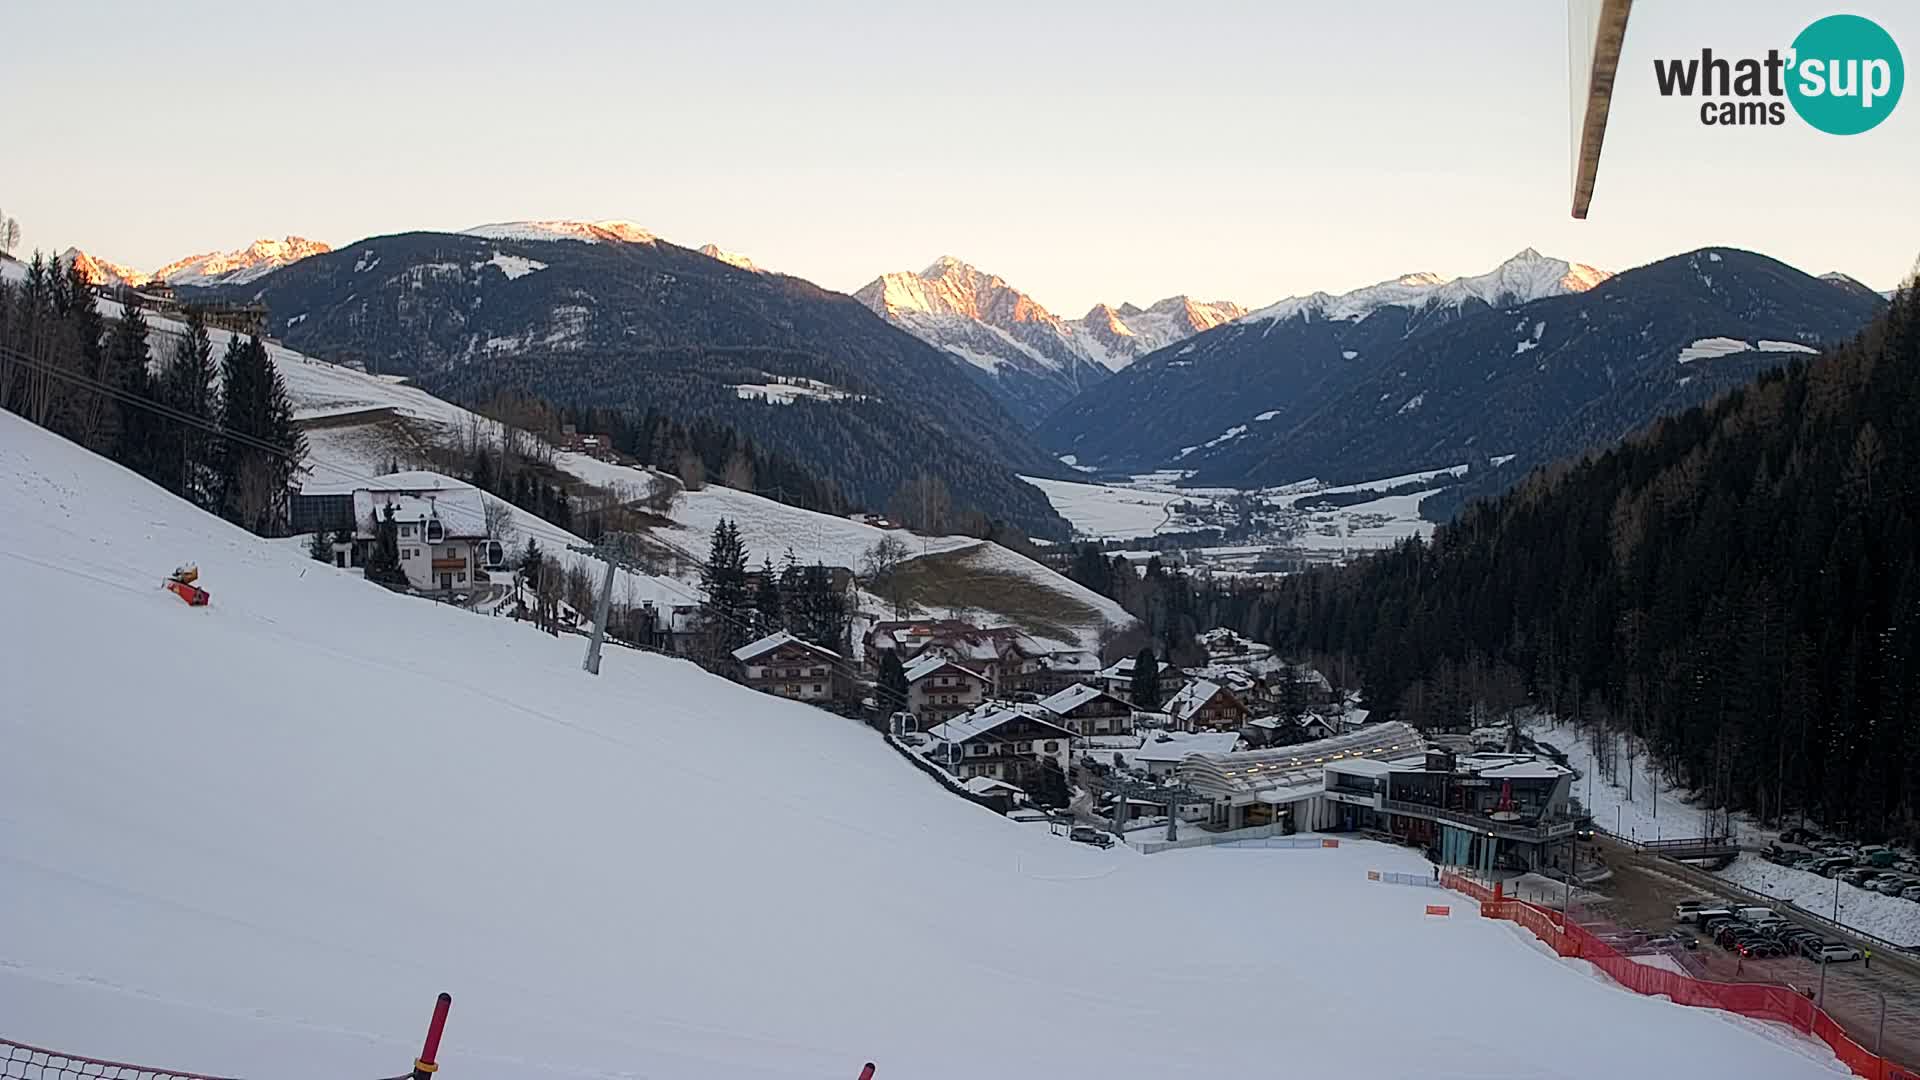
xmin=1175 ymin=722 xmax=1581 ymax=874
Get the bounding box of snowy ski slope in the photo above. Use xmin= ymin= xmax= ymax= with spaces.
xmin=0 ymin=412 xmax=1845 ymax=1079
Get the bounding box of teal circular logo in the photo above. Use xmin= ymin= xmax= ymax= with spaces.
xmin=1787 ymin=14 xmax=1903 ymax=135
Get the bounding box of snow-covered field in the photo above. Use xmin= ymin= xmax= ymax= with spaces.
xmin=1018 ymin=474 xmax=1215 ymax=539
xmin=0 ymin=413 xmax=1848 ymax=1079
xmin=1025 ymin=470 xmax=1443 ymax=553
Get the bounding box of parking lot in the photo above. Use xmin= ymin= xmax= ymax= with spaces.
xmin=1583 ymin=837 xmax=1920 ymax=1068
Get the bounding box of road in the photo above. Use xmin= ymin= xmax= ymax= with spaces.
xmin=1586 ymin=836 xmax=1920 ymax=1068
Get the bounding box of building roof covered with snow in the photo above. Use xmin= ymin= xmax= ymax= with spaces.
xmin=1132 ymin=731 xmax=1242 ymax=764
xmin=904 ymin=654 xmax=986 ymax=685
xmin=925 ymin=707 xmax=1071 ymax=746
xmin=351 ymin=481 xmax=493 ymax=541
xmin=1165 ymin=679 xmax=1230 ymax=726
xmin=1176 ymin=721 xmax=1424 ymax=801
xmin=1037 ymin=683 xmax=1114 ymax=715
xmin=732 ymin=630 xmax=840 ymax=664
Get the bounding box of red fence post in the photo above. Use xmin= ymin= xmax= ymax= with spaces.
xmin=413 ymin=993 xmax=452 ymax=1080
xmin=858 ymin=1063 xmax=876 ymax=1080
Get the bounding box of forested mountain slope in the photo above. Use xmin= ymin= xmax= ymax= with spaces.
xmin=229 ymin=231 xmax=1069 ymax=537
xmin=1249 ymin=280 xmax=1920 ymax=841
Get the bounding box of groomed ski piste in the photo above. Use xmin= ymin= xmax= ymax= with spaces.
xmin=0 ymin=410 xmax=1850 ymax=1079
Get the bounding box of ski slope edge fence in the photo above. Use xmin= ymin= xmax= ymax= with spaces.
xmin=2 ymin=994 xmax=455 ymax=1080
xmin=0 ymin=994 xmax=880 ymax=1080
xmin=1439 ymin=874 xmax=1919 ymax=1080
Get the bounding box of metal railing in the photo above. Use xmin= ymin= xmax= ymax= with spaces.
xmin=1379 ymin=798 xmax=1577 ymax=843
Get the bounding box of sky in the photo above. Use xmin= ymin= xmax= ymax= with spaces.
xmin=7 ymin=0 xmax=1916 ymax=313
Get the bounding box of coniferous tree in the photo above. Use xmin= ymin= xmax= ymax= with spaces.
xmin=308 ymin=529 xmax=334 ymax=562
xmin=153 ymin=312 xmax=218 ymax=507
xmin=1131 ymin=648 xmax=1162 ymax=710
xmin=699 ymin=518 xmax=751 ymax=659
xmin=878 ymin=649 xmax=910 ymax=717
xmin=800 ymin=562 xmax=847 ymax=652
xmin=105 ymin=299 xmax=154 ymax=472
xmin=216 ymin=334 xmax=305 ymax=535
xmin=363 ymin=504 xmax=407 ymax=587
xmin=753 ymin=556 xmax=784 ymax=636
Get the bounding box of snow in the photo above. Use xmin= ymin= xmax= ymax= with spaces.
xmin=460 ymin=220 xmax=657 ymax=245
xmin=1018 ymin=475 xmax=1214 ymax=540
xmin=698 ymin=244 xmax=758 ymax=272
xmin=1676 ymin=337 xmax=1756 ymax=364
xmin=1243 ymin=249 xmax=1610 ymax=325
xmin=1396 ymin=393 xmax=1425 ymax=415
xmin=1202 ymin=424 xmax=1248 ymax=448
xmin=731 ymin=379 xmax=857 ymax=404
xmin=1675 ymin=338 xmax=1817 ymax=364
xmin=1537 ymin=721 xmax=1716 ymax=843
xmin=1294 ymin=487 xmax=1443 ymax=550
xmin=475 ymin=252 xmax=547 ymax=280
xmin=1716 ymin=860 xmax=1920 ymax=947
xmin=1341 ymin=349 xmax=1359 ymax=359
xmin=0 ymin=427 xmax=1847 ymax=1078
xmin=1254 ymin=410 xmax=1281 ymax=421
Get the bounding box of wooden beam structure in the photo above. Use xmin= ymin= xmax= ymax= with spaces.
xmin=1570 ymin=0 xmax=1634 ymax=219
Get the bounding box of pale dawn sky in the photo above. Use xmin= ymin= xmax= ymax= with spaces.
xmin=8 ymin=0 xmax=1916 ymax=313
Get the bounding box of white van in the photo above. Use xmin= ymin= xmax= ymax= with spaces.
xmin=1737 ymin=905 xmax=1784 ymax=926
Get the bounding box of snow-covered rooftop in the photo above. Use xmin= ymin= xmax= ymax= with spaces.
xmin=925 ymin=707 xmax=1069 ymax=746
xmin=1165 ymin=679 xmax=1228 ymax=724
xmin=731 ymin=630 xmax=839 ymax=664
xmin=1178 ymin=722 xmax=1425 ymax=798
xmin=1037 ymin=682 xmax=1114 ymax=715
xmin=1133 ymin=732 xmax=1242 ymax=762
xmin=903 ymin=654 xmax=985 ymax=685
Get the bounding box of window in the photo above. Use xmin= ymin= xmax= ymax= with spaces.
xmin=1044 ymin=741 xmax=1058 ymax=752
xmin=456 ymin=572 xmax=466 ymax=583
xmin=400 ymin=524 xmax=414 ymax=537
xmin=812 ymin=684 xmax=823 ymax=693
xmin=445 ymin=546 xmax=457 ymax=560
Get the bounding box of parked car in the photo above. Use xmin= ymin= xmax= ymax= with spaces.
xmin=1657 ymin=930 xmax=1699 ymax=950
xmin=1702 ymin=915 xmax=1740 ymax=937
xmin=1814 ymin=943 xmax=1863 ymax=963
xmin=1068 ymin=826 xmax=1114 ymax=849
xmin=1901 ymin=885 xmax=1920 ymax=901
xmin=1696 ymin=907 xmax=1736 ymax=927
xmin=1873 ymin=876 xmax=1914 ymax=895
xmin=1674 ymin=900 xmax=1705 ymax=922
xmin=1840 ymin=869 xmax=1881 ymax=887
xmin=1740 ymin=940 xmax=1785 ymax=959
xmin=1815 ymin=858 xmax=1853 ymax=877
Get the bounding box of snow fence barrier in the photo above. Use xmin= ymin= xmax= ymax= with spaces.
xmin=1440 ymin=873 xmax=1917 ymax=1080
xmin=3 ymin=993 xmax=453 ymax=1080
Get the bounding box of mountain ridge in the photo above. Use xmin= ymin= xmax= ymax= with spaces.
xmin=60 ymin=236 xmax=331 ymax=288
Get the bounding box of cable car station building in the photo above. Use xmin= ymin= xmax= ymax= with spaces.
xmin=1175 ymin=722 xmax=1582 ymax=874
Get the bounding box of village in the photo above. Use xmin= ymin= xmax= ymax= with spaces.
xmin=280 ymin=414 xmax=1589 ymax=876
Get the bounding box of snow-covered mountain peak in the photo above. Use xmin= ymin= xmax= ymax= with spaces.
xmin=461 ymin=220 xmax=658 ymax=245
xmin=153 ymin=236 xmax=332 ymax=287
xmin=698 ymin=243 xmax=758 ymax=272
xmin=59 ymin=247 xmax=146 ymax=287
xmin=57 ymin=237 xmax=330 ymax=288
xmin=1246 ymin=250 xmax=1610 ymax=326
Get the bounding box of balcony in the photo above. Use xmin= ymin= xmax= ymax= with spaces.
xmin=431 ymin=557 xmax=467 ymax=573
xmin=1379 ymin=798 xmax=1579 ymax=844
